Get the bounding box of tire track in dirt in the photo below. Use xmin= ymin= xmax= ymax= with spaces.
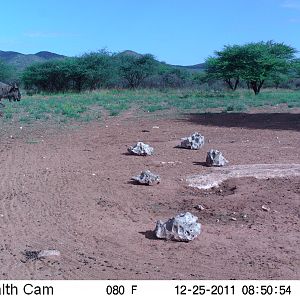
xmin=0 ymin=138 xmax=87 ymax=278
xmin=0 ymin=140 xmax=32 ymax=278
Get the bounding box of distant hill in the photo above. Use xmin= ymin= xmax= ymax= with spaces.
xmin=35 ymin=51 xmax=65 ymax=60
xmin=0 ymin=49 xmax=205 ymax=73
xmin=0 ymin=50 xmax=65 ymax=72
xmin=170 ymin=63 xmax=205 ymax=73
xmin=119 ymin=50 xmax=143 ymax=58
xmin=119 ymin=50 xmax=205 ymax=72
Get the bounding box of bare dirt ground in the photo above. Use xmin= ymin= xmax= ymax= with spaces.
xmin=0 ymin=108 xmax=299 ymax=280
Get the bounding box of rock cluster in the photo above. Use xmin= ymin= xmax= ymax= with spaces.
xmin=154 ymin=212 xmax=201 ymax=242
xmin=180 ymin=132 xmax=205 ymax=150
xmin=132 ymin=170 xmax=160 ymax=185
xmin=206 ymin=149 xmax=228 ymax=167
xmin=127 ymin=131 xmax=231 ymax=244
xmin=128 ymin=142 xmax=154 ymax=156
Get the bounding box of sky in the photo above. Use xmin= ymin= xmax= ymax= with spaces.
xmin=0 ymin=0 xmax=299 ymax=65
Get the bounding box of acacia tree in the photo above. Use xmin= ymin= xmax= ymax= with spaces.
xmin=205 ymin=45 xmax=244 ymax=90
xmin=118 ymin=54 xmax=158 ymax=88
xmin=240 ymin=41 xmax=296 ymax=94
xmin=292 ymin=59 xmax=300 ymax=77
xmin=205 ymin=41 xmax=296 ymax=94
xmin=79 ymin=50 xmax=117 ymax=90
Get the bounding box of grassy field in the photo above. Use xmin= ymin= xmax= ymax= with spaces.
xmin=1 ymin=89 xmax=300 ymax=125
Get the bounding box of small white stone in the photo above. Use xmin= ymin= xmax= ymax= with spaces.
xmin=38 ymin=249 xmax=61 ymax=259
xmin=262 ymin=205 xmax=270 ymax=212
xmin=196 ymin=204 xmax=205 ymax=211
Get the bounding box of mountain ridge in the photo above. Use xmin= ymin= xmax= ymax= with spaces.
xmin=0 ymin=49 xmax=204 ymax=72
xmin=0 ymin=50 xmax=65 ymax=71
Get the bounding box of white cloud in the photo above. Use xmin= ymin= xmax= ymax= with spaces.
xmin=282 ymin=0 xmax=300 ymax=9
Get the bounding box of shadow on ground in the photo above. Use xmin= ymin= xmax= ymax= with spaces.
xmin=139 ymin=231 xmax=158 ymax=240
xmin=180 ymin=112 xmax=300 ymax=131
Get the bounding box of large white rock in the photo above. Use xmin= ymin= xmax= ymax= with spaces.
xmin=180 ymin=132 xmax=204 ymax=150
xmin=155 ymin=212 xmax=201 ymax=242
xmin=187 ymin=163 xmax=300 ymax=190
xmin=132 ymin=170 xmax=160 ymax=185
xmin=128 ymin=142 xmax=154 ymax=156
xmin=206 ymin=149 xmax=228 ymax=167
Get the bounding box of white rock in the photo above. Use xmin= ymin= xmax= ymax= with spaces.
xmin=128 ymin=142 xmax=154 ymax=156
xmin=262 ymin=205 xmax=270 ymax=212
xmin=180 ymin=132 xmax=204 ymax=150
xmin=155 ymin=212 xmax=201 ymax=242
xmin=206 ymin=149 xmax=228 ymax=167
xmin=195 ymin=204 xmax=205 ymax=211
xmin=187 ymin=164 xmax=300 ymax=190
xmin=132 ymin=170 xmax=160 ymax=185
xmin=38 ymin=249 xmax=61 ymax=259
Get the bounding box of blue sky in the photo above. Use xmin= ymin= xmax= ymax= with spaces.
xmin=0 ymin=0 xmax=299 ymax=65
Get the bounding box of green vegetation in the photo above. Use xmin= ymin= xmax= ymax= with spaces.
xmin=1 ymin=89 xmax=299 ymax=125
xmin=118 ymin=53 xmax=160 ymax=88
xmin=205 ymin=41 xmax=297 ymax=94
xmin=0 ymin=59 xmax=14 ymax=82
xmin=22 ymin=51 xmax=163 ymax=92
xmin=1 ymin=41 xmax=300 ymax=127
xmin=2 ymin=41 xmax=299 ymax=94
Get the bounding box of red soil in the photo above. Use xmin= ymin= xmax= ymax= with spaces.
xmin=0 ymin=109 xmax=299 ymax=279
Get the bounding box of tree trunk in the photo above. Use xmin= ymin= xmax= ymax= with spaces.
xmin=225 ymin=78 xmax=239 ymax=90
xmin=257 ymin=80 xmax=264 ymax=94
xmin=233 ymin=77 xmax=239 ymax=91
xmin=250 ymin=81 xmax=259 ymax=95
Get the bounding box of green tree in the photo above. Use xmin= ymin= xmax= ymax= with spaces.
xmin=22 ymin=51 xmax=118 ymax=92
xmin=239 ymin=41 xmax=296 ymax=94
xmin=0 ymin=60 xmax=13 ymax=82
xmin=22 ymin=60 xmax=72 ymax=92
xmin=292 ymin=59 xmax=300 ymax=77
xmin=205 ymin=45 xmax=244 ymax=90
xmin=80 ymin=50 xmax=117 ymax=90
xmin=205 ymin=41 xmax=296 ymax=94
xmin=118 ymin=54 xmax=158 ymax=88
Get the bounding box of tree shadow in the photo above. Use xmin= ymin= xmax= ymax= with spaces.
xmin=180 ymin=112 xmax=300 ymax=131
